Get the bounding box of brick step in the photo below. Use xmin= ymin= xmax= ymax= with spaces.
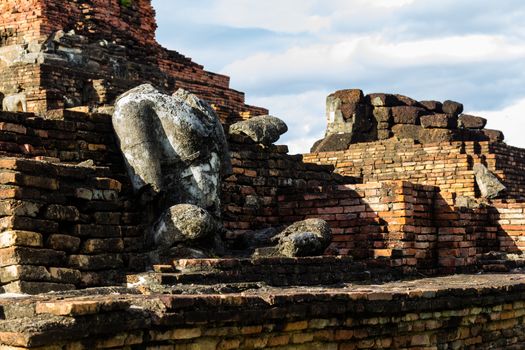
xmin=129 ymin=257 xmax=405 ymax=288
xmin=479 ymin=253 xmax=525 ymax=272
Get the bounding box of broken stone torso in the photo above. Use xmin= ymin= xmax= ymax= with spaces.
xmin=1 ymin=92 xmax=27 ymax=112
xmin=113 ymin=84 xmax=231 ymax=217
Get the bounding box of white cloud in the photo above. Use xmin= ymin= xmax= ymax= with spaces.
xmin=152 ymin=0 xmax=525 ymax=153
xmin=473 ymin=97 xmax=525 ymax=149
xmin=222 ymin=34 xmax=525 ymax=91
xmin=181 ymin=0 xmax=330 ymax=34
xmin=163 ymin=0 xmax=420 ymax=35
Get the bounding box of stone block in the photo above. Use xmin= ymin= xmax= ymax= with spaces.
xmin=50 ymin=265 xmax=83 ymax=284
xmin=0 ymin=247 xmax=65 ymax=267
xmin=442 ymin=100 xmax=463 ymax=117
xmin=68 ymin=254 xmax=124 ymax=270
xmin=149 ymin=328 xmax=202 ymax=341
xmin=0 ymin=200 xmax=42 ymax=217
xmin=2 ymin=280 xmax=75 ymax=294
xmin=93 ymin=177 xmax=122 ymax=191
xmin=36 ymin=300 xmax=101 ymax=316
xmin=327 ymin=89 xmax=365 ymax=121
xmin=394 ymin=94 xmax=420 ymax=106
xmin=419 ymin=100 xmax=443 ymax=112
xmin=482 ymin=129 xmax=504 ymax=142
xmin=43 ymin=204 xmax=80 ymax=222
xmin=392 ymin=124 xmax=455 ymax=143
xmin=420 ymin=114 xmax=457 ymax=129
xmin=47 ymin=234 xmax=81 ymax=252
xmin=0 ymin=264 xmax=79 ymax=284
xmin=391 ymin=106 xmax=426 ymax=125
xmin=0 ymin=230 xmax=43 ymax=248
xmin=366 ymin=93 xmax=401 ymax=107
xmin=372 ymin=107 xmax=392 ymax=123
xmin=326 ymin=90 xmax=375 ymax=139
xmin=0 ymin=216 xmax=59 ymax=233
xmin=458 ymin=114 xmax=487 ymax=129
xmin=81 ymin=238 xmax=124 ymax=254
xmin=93 ymin=212 xmax=121 ymax=225
xmin=74 ymin=224 xmax=121 ymax=238
xmin=0 ymin=172 xmax=58 ymax=191
xmin=311 ymin=133 xmax=354 ymax=153
xmin=374 ymin=129 xmax=392 ymax=141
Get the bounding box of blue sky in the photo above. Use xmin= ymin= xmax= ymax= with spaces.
xmin=152 ymin=0 xmax=525 ymax=153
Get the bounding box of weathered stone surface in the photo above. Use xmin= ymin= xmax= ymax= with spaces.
xmin=325 ymin=90 xmax=375 ymax=141
xmin=394 ymin=94 xmax=420 ymax=106
xmin=68 ymin=254 xmax=123 ymax=271
xmin=152 ymin=204 xmax=217 ymax=249
xmin=3 ymin=280 xmax=75 ymax=294
xmin=419 ymin=100 xmax=443 ymax=112
xmin=0 ymin=247 xmax=65 ymax=267
xmin=482 ymin=129 xmax=504 ymax=142
xmin=372 ymin=107 xmax=392 ymax=123
xmin=391 ymin=106 xmax=426 ymax=125
xmin=377 ymin=129 xmax=392 ymax=140
xmin=229 ymin=115 xmax=287 ymax=146
xmin=81 ymin=239 xmax=124 ymax=254
xmin=43 ymin=204 xmax=80 ymax=222
xmin=310 ymin=133 xmax=354 ymax=153
xmin=328 ymin=89 xmax=365 ymax=121
xmin=458 ymin=114 xmax=487 ymax=129
xmin=455 ymin=196 xmax=481 ymax=209
xmin=278 ymin=232 xmax=324 ymax=258
xmin=0 ymin=265 xmax=80 ymax=284
xmin=442 ymin=100 xmax=463 ymax=117
xmin=473 ymin=163 xmax=506 ymax=199
xmin=275 ymin=219 xmax=331 ymax=257
xmin=420 ymin=114 xmax=457 ymax=129
xmin=392 ymin=124 xmax=454 ymax=143
xmin=0 ymin=231 xmax=43 ymax=248
xmin=113 ymin=84 xmax=231 ymax=216
xmin=366 ymin=93 xmax=400 ymax=107
xmin=0 ymin=200 xmax=42 ymax=217
xmin=1 ymin=93 xmax=27 ymax=113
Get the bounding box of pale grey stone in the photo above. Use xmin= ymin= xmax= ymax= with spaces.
xmin=275 ymin=219 xmax=332 ymax=257
xmin=473 ymin=163 xmax=506 ymax=199
xmin=229 ymin=115 xmax=288 ymax=146
xmin=112 ymin=84 xmax=231 ymax=216
xmin=1 ymin=93 xmax=27 ymax=112
xmin=152 ymin=204 xmax=217 ymax=248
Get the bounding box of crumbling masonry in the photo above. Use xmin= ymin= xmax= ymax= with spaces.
xmin=1 ymin=1 xmax=525 ymax=349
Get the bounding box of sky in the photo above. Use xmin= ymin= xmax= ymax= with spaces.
xmin=152 ymin=0 xmax=525 ymax=154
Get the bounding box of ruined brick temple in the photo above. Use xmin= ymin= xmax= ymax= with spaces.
xmin=1 ymin=1 xmax=525 ymax=349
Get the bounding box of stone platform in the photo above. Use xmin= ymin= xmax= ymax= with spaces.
xmin=1 ymin=274 xmax=525 ymax=349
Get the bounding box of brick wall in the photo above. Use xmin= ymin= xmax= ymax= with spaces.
xmin=304 ymin=139 xmax=482 ymax=199
xmin=0 ymin=0 xmax=43 ymax=45
xmin=0 ymin=157 xmax=144 ymax=293
xmin=0 ymin=0 xmax=268 ymax=123
xmin=0 ymin=0 xmax=157 ymax=47
xmin=223 ymin=136 xmax=353 ymax=232
xmin=0 ymin=110 xmax=523 ymax=291
xmin=304 ymin=139 xmax=525 ymax=200
xmin=490 ymin=143 xmax=525 ymax=198
xmin=490 ymin=200 xmax=525 ymax=254
xmin=274 ymin=181 xmax=439 ymax=274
